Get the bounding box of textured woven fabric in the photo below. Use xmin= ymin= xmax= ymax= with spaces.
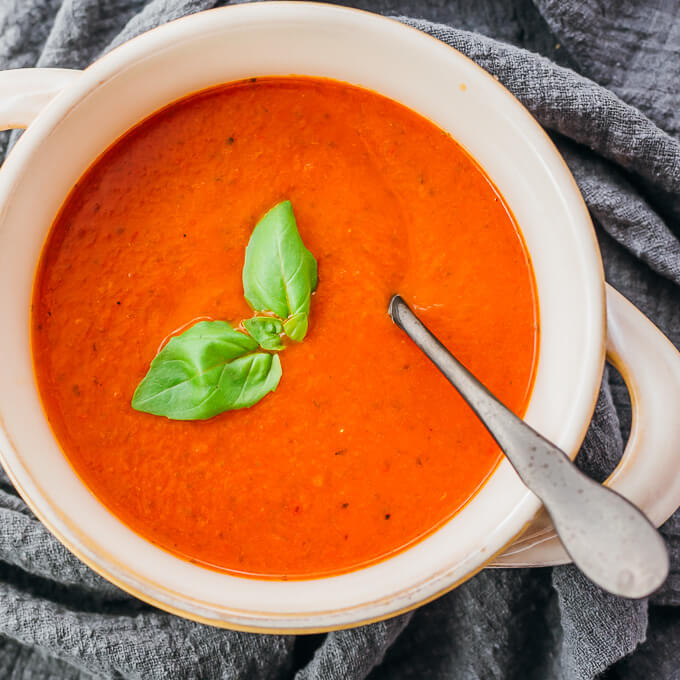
xmin=0 ymin=1 xmax=678 ymax=678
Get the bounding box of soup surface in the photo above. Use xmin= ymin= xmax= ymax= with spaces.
xmin=32 ymin=77 xmax=538 ymax=578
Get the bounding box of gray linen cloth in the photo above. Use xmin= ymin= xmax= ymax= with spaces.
xmin=0 ymin=0 xmax=679 ymax=678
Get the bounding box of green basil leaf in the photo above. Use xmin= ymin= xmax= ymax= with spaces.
xmin=243 ymin=317 xmax=284 ymax=351
xmin=283 ymin=312 xmax=309 ymax=343
xmin=242 ymin=200 xmax=318 ymax=338
xmin=132 ymin=320 xmax=282 ymax=420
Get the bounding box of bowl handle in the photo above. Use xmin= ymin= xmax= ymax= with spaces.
xmin=493 ymin=283 xmax=680 ymax=567
xmin=0 ymin=68 xmax=82 ymax=131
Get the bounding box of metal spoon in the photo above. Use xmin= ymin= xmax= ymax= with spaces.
xmin=388 ymin=294 xmax=668 ymax=598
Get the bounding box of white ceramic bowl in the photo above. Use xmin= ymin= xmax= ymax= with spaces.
xmin=0 ymin=3 xmax=679 ymax=632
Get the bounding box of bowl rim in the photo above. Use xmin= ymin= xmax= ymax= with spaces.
xmin=0 ymin=1 xmax=605 ymax=632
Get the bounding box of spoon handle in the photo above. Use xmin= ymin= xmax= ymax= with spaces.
xmin=389 ymin=295 xmax=668 ymax=598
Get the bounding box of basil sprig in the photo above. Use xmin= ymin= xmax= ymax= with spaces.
xmin=132 ymin=201 xmax=317 ymax=420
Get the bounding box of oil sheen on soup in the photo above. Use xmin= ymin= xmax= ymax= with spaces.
xmin=32 ymin=77 xmax=538 ymax=578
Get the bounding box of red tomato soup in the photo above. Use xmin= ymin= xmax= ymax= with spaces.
xmin=32 ymin=77 xmax=538 ymax=578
